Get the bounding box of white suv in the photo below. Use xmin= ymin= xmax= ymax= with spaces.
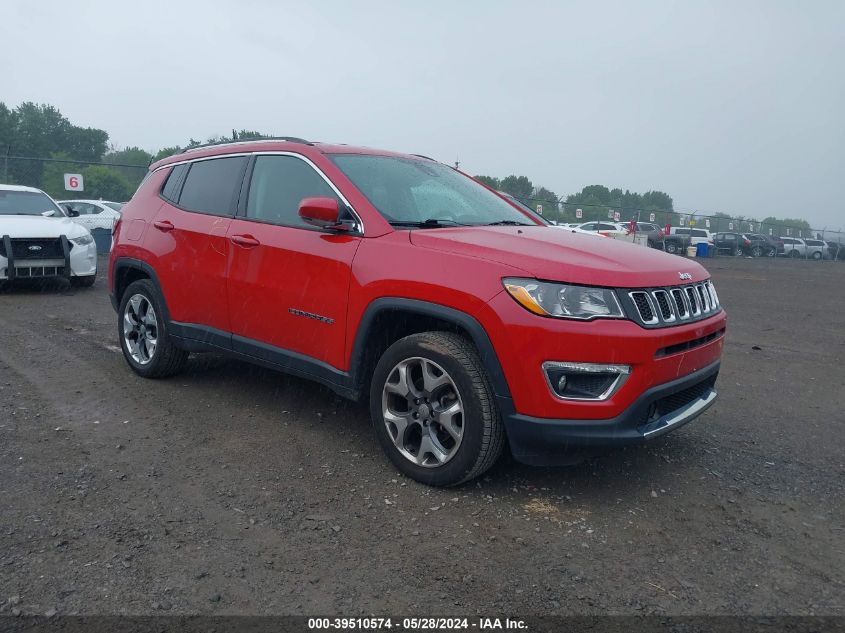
xmin=0 ymin=184 xmax=98 ymax=287
xmin=669 ymin=227 xmax=714 ymax=246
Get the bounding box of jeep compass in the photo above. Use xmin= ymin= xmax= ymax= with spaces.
xmin=109 ymin=138 xmax=726 ymax=486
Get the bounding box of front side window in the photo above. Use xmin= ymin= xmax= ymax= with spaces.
xmin=0 ymin=190 xmax=63 ymax=216
xmin=246 ymin=155 xmax=342 ymax=228
xmin=330 ymin=154 xmax=541 ymax=227
xmin=178 ymin=157 xmax=246 ymax=215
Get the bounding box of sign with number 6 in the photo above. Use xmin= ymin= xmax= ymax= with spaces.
xmin=64 ymin=173 xmax=84 ymax=191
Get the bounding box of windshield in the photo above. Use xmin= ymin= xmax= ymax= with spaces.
xmin=104 ymin=202 xmax=124 ymax=211
xmin=330 ymin=154 xmax=543 ymax=227
xmin=0 ymin=190 xmax=64 ymax=216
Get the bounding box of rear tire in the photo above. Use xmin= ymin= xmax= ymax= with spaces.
xmin=812 ymin=251 xmax=822 ymax=260
xmin=370 ymin=332 xmax=504 ymax=487
xmin=665 ymin=242 xmax=678 ymax=255
xmin=751 ymin=246 xmax=763 ymax=258
xmin=789 ymin=250 xmax=800 ymax=258
xmin=118 ymin=279 xmax=187 ymax=378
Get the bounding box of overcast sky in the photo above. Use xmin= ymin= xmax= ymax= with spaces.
xmin=4 ymin=0 xmax=844 ymax=227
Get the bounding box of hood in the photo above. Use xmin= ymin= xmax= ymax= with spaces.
xmin=0 ymin=214 xmax=89 ymax=239
xmin=410 ymin=226 xmax=709 ymax=288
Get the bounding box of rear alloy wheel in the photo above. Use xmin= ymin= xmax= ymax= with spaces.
xmin=118 ymin=279 xmax=187 ymax=378
xmin=370 ymin=332 xmax=504 ymax=486
xmin=665 ymin=242 xmax=678 ymax=255
xmin=767 ymin=248 xmax=777 ymax=257
xmin=751 ymin=246 xmax=763 ymax=258
xmin=733 ymin=247 xmax=743 ymax=257
xmin=812 ymin=251 xmax=822 ymax=260
xmin=789 ymin=250 xmax=800 ymax=258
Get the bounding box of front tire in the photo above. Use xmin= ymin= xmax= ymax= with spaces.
xmin=751 ymin=246 xmax=763 ymax=257
xmin=118 ymin=279 xmax=187 ymax=378
xmin=811 ymin=251 xmax=822 ymax=260
xmin=665 ymin=242 xmax=678 ymax=255
xmin=370 ymin=332 xmax=504 ymax=487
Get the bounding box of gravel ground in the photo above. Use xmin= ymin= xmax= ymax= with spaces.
xmin=0 ymin=256 xmax=842 ymax=617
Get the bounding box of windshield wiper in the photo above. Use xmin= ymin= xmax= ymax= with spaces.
xmin=486 ymin=220 xmax=533 ymax=226
xmin=389 ymin=218 xmax=467 ymax=228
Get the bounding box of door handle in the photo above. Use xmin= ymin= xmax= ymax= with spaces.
xmin=230 ymin=234 xmax=260 ymax=248
xmin=153 ymin=220 xmax=175 ymax=232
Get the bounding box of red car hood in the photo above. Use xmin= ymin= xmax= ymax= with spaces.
xmin=410 ymin=226 xmax=709 ymax=288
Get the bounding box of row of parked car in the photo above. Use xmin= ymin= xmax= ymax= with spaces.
xmin=554 ymin=221 xmax=844 ymax=260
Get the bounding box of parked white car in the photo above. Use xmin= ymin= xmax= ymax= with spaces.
xmin=568 ymin=221 xmax=627 ymax=238
xmin=669 ymin=226 xmax=714 ymax=247
xmin=779 ymin=237 xmax=807 ymax=258
xmin=0 ymin=185 xmax=98 ymax=287
xmin=802 ymin=239 xmax=826 ymax=260
xmin=58 ymin=199 xmax=123 ymax=231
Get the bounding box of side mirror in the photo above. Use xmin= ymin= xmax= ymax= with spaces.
xmin=298 ymin=197 xmax=348 ymax=230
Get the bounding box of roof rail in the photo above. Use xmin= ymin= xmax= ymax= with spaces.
xmin=179 ymin=136 xmax=312 ymax=154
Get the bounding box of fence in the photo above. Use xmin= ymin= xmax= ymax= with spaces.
xmin=3 ymin=154 xmax=842 ymax=248
xmin=1 ymin=154 xmax=148 ymax=204
xmin=513 ymin=194 xmax=845 ymax=246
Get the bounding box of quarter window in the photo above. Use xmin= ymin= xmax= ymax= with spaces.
xmin=178 ymin=157 xmax=246 ymax=215
xmin=161 ymin=164 xmax=188 ymax=203
xmin=245 ymin=155 xmax=341 ymax=228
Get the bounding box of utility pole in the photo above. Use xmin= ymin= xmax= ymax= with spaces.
xmin=3 ymin=145 xmax=9 ymax=183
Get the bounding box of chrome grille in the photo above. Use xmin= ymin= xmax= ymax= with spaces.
xmin=627 ymin=281 xmax=720 ymax=328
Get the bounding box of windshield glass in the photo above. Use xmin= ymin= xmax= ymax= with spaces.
xmin=330 ymin=154 xmax=543 ymax=227
xmin=104 ymin=202 xmax=124 ymax=211
xmin=0 ymin=190 xmax=63 ymax=216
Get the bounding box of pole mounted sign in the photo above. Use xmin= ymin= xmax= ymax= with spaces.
xmin=649 ymin=213 xmax=655 ymax=222
xmin=613 ymin=211 xmax=620 ymax=221
xmin=64 ymin=173 xmax=84 ymax=192
xmin=575 ymin=208 xmax=583 ymax=219
xmin=536 ymin=204 xmax=543 ymax=215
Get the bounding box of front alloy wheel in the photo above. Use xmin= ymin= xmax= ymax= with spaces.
xmin=123 ymin=294 xmax=158 ymax=364
xmin=370 ymin=332 xmax=504 ymax=486
xmin=382 ymin=357 xmax=464 ymax=468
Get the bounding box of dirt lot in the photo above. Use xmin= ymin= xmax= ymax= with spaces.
xmin=0 ymin=256 xmax=842 ymax=617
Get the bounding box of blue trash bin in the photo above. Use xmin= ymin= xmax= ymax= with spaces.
xmin=696 ymin=242 xmax=709 ymax=258
xmin=90 ymin=227 xmax=112 ymax=254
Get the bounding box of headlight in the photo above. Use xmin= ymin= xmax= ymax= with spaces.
xmin=503 ymin=278 xmax=625 ymax=320
xmin=70 ymin=234 xmax=94 ymax=246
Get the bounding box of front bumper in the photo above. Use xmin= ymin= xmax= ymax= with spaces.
xmin=0 ymin=236 xmax=97 ymax=280
xmin=501 ymin=360 xmax=720 ymax=466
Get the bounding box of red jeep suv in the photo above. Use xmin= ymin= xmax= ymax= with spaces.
xmin=109 ymin=138 xmax=726 ymax=486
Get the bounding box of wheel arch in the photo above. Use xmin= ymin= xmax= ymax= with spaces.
xmin=349 ymin=298 xmax=512 ymax=402
xmin=111 ymin=257 xmax=170 ymax=322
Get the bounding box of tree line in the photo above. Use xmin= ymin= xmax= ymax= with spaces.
xmin=0 ymin=101 xmax=822 ymax=233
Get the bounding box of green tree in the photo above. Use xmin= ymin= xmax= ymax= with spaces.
xmin=0 ymin=101 xmax=109 ymax=186
xmin=104 ymin=146 xmax=152 ymax=189
xmin=474 ymin=175 xmax=500 ymax=189
xmin=79 ymin=165 xmax=133 ymax=201
xmin=499 ymin=175 xmax=533 ymax=200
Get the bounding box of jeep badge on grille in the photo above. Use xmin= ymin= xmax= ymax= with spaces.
xmin=678 ymin=272 xmax=692 ymax=280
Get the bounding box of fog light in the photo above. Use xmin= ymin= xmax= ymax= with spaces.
xmin=543 ymin=362 xmax=631 ymax=401
xmin=557 ymin=375 xmax=568 ymax=392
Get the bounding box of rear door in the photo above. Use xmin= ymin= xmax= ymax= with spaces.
xmin=146 ymin=156 xmax=247 ymax=337
xmin=226 ymin=153 xmax=362 ymax=369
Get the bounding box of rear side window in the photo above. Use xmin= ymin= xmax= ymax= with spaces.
xmin=674 ymin=228 xmax=689 ymax=235
xmin=245 ymin=155 xmax=340 ymax=228
xmin=178 ymin=157 xmax=247 ymax=216
xmin=691 ymin=229 xmax=708 ymax=237
xmin=161 ymin=164 xmax=188 ymax=202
